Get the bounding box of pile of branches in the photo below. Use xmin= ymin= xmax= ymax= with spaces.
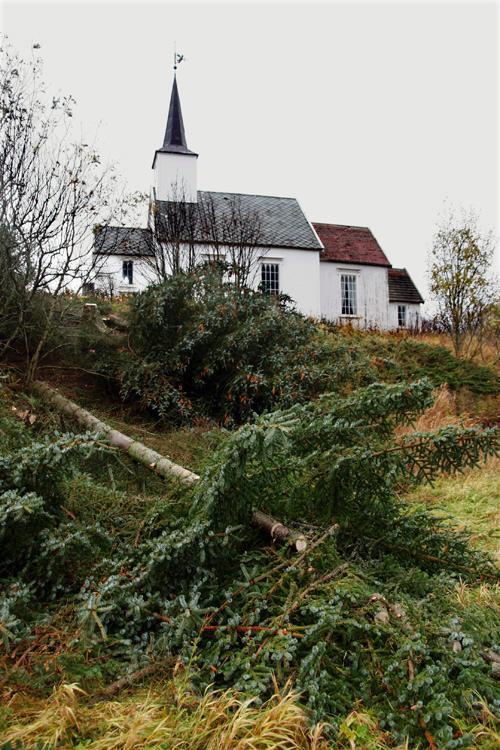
xmin=1 ymin=379 xmax=499 ymax=748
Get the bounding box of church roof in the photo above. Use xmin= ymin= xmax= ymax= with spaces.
xmin=388 ymin=268 xmax=424 ymax=304
xmin=313 ymin=223 xmax=391 ymax=267
xmin=152 ymin=76 xmax=197 ymax=166
xmin=94 ymin=226 xmax=153 ymax=256
xmin=155 ymin=191 xmax=323 ymax=250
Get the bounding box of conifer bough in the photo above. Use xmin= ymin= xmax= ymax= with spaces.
xmin=32 ymin=380 xmax=307 ymax=550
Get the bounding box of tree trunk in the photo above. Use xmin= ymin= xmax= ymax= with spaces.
xmin=31 ymin=380 xmax=200 ymax=485
xmin=25 ymin=295 xmax=59 ymax=385
xmin=32 ymin=380 xmax=306 ymax=549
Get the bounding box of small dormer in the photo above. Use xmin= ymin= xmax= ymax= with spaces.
xmin=152 ymin=75 xmax=198 ymax=202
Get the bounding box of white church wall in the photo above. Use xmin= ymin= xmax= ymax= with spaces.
xmin=259 ymin=248 xmax=321 ymax=318
xmin=154 ymin=152 xmax=198 ymax=202
xmin=95 ymin=254 xmax=151 ymax=296
xmin=388 ymin=302 xmax=421 ymax=330
xmin=94 ymin=245 xmax=321 ymax=318
xmin=198 ymin=245 xmax=321 ymax=318
xmin=320 ymin=263 xmax=390 ymax=328
xmin=175 ymin=243 xmax=321 ymax=317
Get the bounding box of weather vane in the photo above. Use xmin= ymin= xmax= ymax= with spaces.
xmin=173 ymin=44 xmax=185 ymax=72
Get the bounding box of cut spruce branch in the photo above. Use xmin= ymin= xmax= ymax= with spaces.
xmin=32 ymin=380 xmax=307 ymax=550
xmin=87 ymin=659 xmax=174 ymax=705
xmin=200 ymin=624 xmax=305 ymax=638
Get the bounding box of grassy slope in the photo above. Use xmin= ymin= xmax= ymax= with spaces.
xmin=407 ymin=458 xmax=500 ymax=563
xmin=1 ymin=328 xmax=499 ymax=750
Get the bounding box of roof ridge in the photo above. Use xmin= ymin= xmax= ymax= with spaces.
xmin=96 ymin=225 xmax=150 ymax=232
xmin=198 ymin=189 xmax=297 ymax=202
xmin=313 ymin=222 xmax=371 ymax=231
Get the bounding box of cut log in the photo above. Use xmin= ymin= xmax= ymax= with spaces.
xmin=103 ymin=313 xmax=129 ymax=332
xmin=82 ymin=303 xmax=99 ymax=322
xmin=81 ymin=303 xmax=108 ymax=333
xmin=252 ymin=510 xmax=307 ymax=552
xmin=32 ymin=380 xmax=307 ymax=550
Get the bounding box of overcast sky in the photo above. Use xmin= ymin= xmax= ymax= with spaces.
xmin=2 ymin=0 xmax=498 ymax=304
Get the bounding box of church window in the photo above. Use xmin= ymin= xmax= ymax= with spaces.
xmin=261 ymin=263 xmax=280 ymax=295
xmin=398 ymin=304 xmax=407 ymax=327
xmin=122 ymin=260 xmax=134 ymax=285
xmin=341 ymin=274 xmax=357 ymax=315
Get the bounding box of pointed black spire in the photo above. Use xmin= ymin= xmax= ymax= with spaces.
xmin=158 ymin=75 xmax=197 ymax=156
xmin=152 ymin=72 xmax=198 ymax=169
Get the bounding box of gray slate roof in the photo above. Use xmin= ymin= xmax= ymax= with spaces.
xmin=155 ymin=191 xmax=323 ymax=250
xmin=94 ymin=226 xmax=153 ymax=256
xmin=388 ymin=268 xmax=424 ymax=304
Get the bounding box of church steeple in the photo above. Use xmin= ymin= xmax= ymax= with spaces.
xmin=159 ymin=76 xmax=196 ymax=155
xmin=152 ymin=72 xmax=198 ymax=202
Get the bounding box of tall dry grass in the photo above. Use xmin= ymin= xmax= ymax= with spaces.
xmin=416 ymin=331 xmax=499 ymax=369
xmin=3 ymin=677 xmax=329 ymax=750
xmin=395 ymin=384 xmax=470 ymax=437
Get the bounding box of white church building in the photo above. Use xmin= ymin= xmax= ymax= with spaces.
xmin=94 ymin=75 xmax=423 ymax=329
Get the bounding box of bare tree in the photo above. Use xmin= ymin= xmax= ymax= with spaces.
xmin=201 ymin=193 xmax=265 ymax=290
xmin=147 ymin=181 xmax=199 ymax=280
xmin=0 ymin=40 xmax=133 ymax=381
xmin=0 ymin=225 xmax=21 ymax=339
xmin=428 ymin=206 xmax=497 ymax=358
xmin=145 ymin=184 xmax=266 ymax=287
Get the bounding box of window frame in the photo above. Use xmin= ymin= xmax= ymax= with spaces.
xmin=397 ymin=304 xmax=407 ymax=328
xmin=261 ymin=262 xmax=280 ymax=296
xmin=340 ymin=273 xmax=358 ymax=316
xmin=122 ymin=260 xmax=134 ymax=285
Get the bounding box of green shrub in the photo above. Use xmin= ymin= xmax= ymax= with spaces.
xmin=364 ymin=336 xmax=499 ymax=395
xmin=119 ymin=268 xmax=375 ymax=424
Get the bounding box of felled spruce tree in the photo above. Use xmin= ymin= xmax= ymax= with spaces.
xmin=2 ymin=379 xmax=498 ymax=749
xmin=168 ymin=378 xmax=497 ymax=747
xmin=195 ymin=378 xmax=497 ymax=570
xmin=73 ymin=378 xmax=499 ymax=748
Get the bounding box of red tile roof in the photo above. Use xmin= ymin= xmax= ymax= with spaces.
xmin=313 ymin=223 xmax=391 ymax=267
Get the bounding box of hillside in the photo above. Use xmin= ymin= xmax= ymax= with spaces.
xmin=1 ymin=292 xmax=499 ymax=750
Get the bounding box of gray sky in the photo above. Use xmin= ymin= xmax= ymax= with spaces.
xmin=2 ymin=0 xmax=498 ymax=304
